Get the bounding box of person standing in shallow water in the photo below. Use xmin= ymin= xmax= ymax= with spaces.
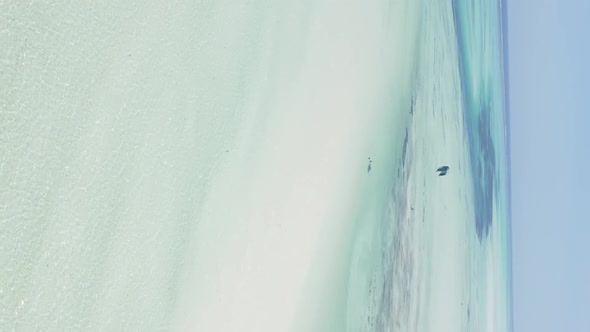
xmin=436 ymin=165 xmax=449 ymax=176
xmin=367 ymin=157 xmax=373 ymax=173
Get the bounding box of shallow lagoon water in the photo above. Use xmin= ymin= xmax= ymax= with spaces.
xmin=1 ymin=1 xmax=511 ymax=331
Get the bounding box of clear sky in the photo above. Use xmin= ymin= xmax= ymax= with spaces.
xmin=508 ymin=0 xmax=590 ymax=331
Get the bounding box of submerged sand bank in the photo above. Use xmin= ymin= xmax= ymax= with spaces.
xmin=175 ymin=1 xmax=421 ymax=331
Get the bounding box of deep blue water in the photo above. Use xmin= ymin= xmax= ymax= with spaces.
xmin=453 ymin=1 xmax=513 ymax=329
xmin=451 ymin=0 xmax=509 ymax=242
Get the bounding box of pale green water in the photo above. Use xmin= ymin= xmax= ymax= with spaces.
xmin=1 ymin=1 xmax=267 ymax=330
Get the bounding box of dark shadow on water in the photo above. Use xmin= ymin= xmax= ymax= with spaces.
xmin=451 ymin=0 xmax=500 ymax=241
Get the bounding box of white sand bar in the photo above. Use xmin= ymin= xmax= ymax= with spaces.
xmin=175 ymin=1 xmax=421 ymax=331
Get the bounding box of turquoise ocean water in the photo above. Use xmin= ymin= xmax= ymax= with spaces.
xmin=345 ymin=0 xmax=512 ymax=331
xmin=453 ymin=0 xmax=513 ymax=330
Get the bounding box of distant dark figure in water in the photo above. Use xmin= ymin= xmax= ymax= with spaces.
xmin=367 ymin=157 xmax=373 ymax=173
xmin=436 ymin=165 xmax=449 ymax=176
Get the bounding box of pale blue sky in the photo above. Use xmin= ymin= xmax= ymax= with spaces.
xmin=508 ymin=0 xmax=590 ymax=331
